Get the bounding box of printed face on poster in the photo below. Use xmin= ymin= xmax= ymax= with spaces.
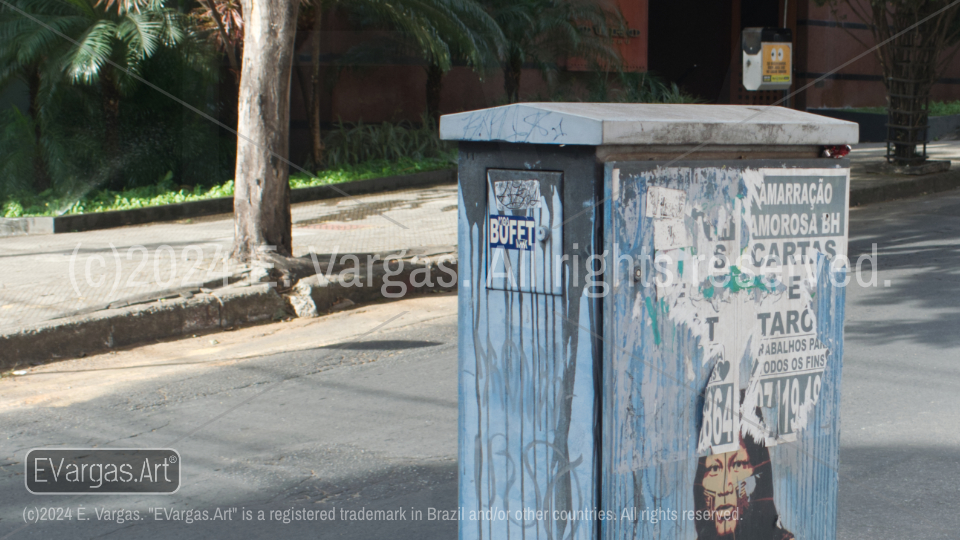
xmin=761 ymin=42 xmax=792 ymax=85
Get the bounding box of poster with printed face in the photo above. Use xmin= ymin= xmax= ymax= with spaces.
xmin=604 ymin=164 xmax=848 ymax=540
xmin=761 ymin=42 xmax=792 ymax=84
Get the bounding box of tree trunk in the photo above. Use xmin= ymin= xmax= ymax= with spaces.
xmin=504 ymin=55 xmax=522 ymax=103
xmin=884 ymin=8 xmax=937 ymax=164
xmin=202 ymin=0 xmax=239 ymax=70
xmin=100 ymin=66 xmax=124 ymax=191
xmin=232 ymin=0 xmax=300 ymax=262
xmin=864 ymin=0 xmax=960 ymax=165
xmin=425 ymin=62 xmax=444 ymax=127
xmin=219 ymin=61 xmax=240 ymax=136
xmin=26 ymin=65 xmax=51 ymax=193
xmin=309 ymin=11 xmax=324 ymax=169
xmin=295 ymin=7 xmax=324 ymax=171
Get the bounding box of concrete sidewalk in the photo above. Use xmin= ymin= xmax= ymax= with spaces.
xmin=847 ymin=140 xmax=960 ymax=204
xmin=0 ymin=184 xmax=457 ymax=333
xmin=3 ymin=141 xmax=960 ymax=363
xmin=848 ymin=139 xmax=960 ymax=172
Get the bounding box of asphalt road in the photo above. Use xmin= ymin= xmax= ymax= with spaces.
xmin=838 ymin=188 xmax=960 ymax=540
xmin=1 ymin=188 xmax=960 ymax=539
xmin=0 ymin=297 xmax=461 ymax=539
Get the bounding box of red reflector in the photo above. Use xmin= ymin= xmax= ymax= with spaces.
xmin=821 ymin=145 xmax=851 ymax=158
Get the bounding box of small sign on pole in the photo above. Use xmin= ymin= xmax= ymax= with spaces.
xmin=743 ymin=27 xmax=792 ymax=91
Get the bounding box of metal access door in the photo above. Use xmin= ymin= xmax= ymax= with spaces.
xmin=602 ymin=160 xmax=849 ymax=540
xmin=486 ymin=169 xmax=564 ymax=295
xmin=457 ymin=144 xmax=602 ymax=540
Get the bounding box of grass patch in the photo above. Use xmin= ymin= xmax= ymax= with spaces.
xmin=847 ymin=100 xmax=960 ymax=116
xmin=2 ymin=154 xmax=455 ymax=218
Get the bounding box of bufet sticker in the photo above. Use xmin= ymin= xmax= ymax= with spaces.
xmin=489 ymin=215 xmax=536 ymax=251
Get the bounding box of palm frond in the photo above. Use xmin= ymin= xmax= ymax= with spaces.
xmin=118 ymin=12 xmax=162 ymax=61
xmin=157 ymin=9 xmax=185 ymax=47
xmin=95 ymin=0 xmax=163 ymax=15
xmin=66 ymin=18 xmax=117 ymax=84
xmin=189 ymin=0 xmax=243 ymax=52
xmin=339 ymin=0 xmax=505 ymax=75
xmin=348 ymin=0 xmax=453 ymax=70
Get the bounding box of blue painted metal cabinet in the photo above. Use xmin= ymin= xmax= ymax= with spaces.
xmin=443 ymin=104 xmax=858 ymax=540
xmin=456 ymin=143 xmax=603 ymax=540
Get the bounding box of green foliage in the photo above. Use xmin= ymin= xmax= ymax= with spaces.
xmin=2 ymin=155 xmax=455 ymax=217
xmin=481 ymin=0 xmax=624 ymax=100
xmin=0 ymin=46 xmax=231 ymax=196
xmin=0 ymin=0 xmax=226 ymax=200
xmin=544 ymin=71 xmax=702 ymax=104
xmin=614 ymin=72 xmax=704 ymax=103
xmin=322 ymin=118 xmax=454 ymax=168
xmin=336 ymin=0 xmax=504 ymax=126
xmin=110 ymin=47 xmax=233 ymax=188
xmin=0 ymin=109 xmax=38 ymax=195
xmin=0 ymin=0 xmax=82 ymax=85
xmin=337 ymin=0 xmax=503 ymax=73
xmin=0 ymin=82 xmax=106 ymax=202
xmin=847 ymin=100 xmax=960 ymax=117
xmin=0 ymin=0 xmax=202 ymax=92
xmin=289 ymin=154 xmax=455 ymax=188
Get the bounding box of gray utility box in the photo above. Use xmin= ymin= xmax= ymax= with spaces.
xmin=441 ymin=103 xmax=858 ymax=540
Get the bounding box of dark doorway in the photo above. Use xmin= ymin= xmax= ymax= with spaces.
xmin=647 ymin=0 xmax=734 ymax=103
xmin=741 ymin=0 xmax=782 ymax=29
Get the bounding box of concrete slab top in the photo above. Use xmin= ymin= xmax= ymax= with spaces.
xmin=440 ymin=103 xmax=859 ymax=146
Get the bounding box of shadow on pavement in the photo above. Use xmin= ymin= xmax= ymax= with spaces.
xmin=846 ymin=194 xmax=960 ymax=349
xmin=321 ymin=340 xmax=444 ymax=351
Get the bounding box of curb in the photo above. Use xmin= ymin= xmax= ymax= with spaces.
xmin=0 ymin=257 xmax=458 ymax=370
xmin=7 ymin=165 xmax=956 ymax=368
xmin=0 ymin=284 xmax=285 ymax=370
xmin=850 ymin=168 xmax=960 ymax=206
xmin=5 ymin=165 xmax=957 ymax=236
xmin=0 ymin=168 xmax=456 ymax=236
